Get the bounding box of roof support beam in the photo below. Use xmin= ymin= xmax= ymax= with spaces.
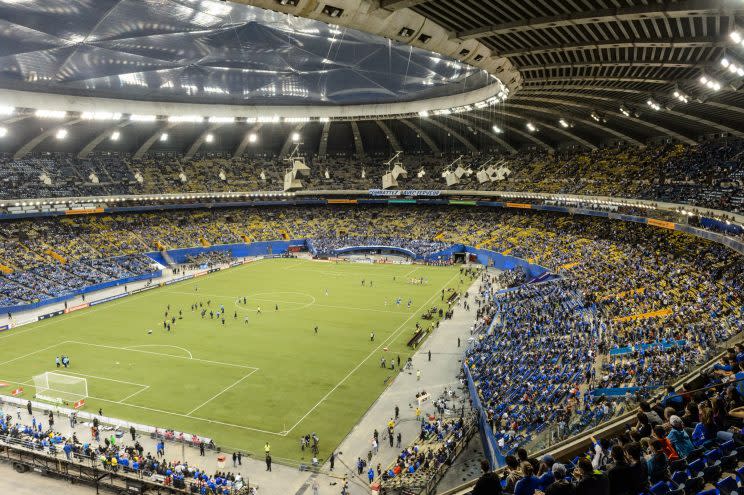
xmin=518 ymin=61 xmax=710 ymax=72
xmin=0 ymin=114 xmax=31 ymax=125
xmin=375 ymin=120 xmax=402 ymax=153
xmin=400 ymin=119 xmax=441 ymax=154
xmin=499 ymin=38 xmax=726 ymax=58
xmin=318 ymin=121 xmax=331 ymax=157
xmin=467 ymin=113 xmax=554 ymax=152
xmin=458 ymin=1 xmax=729 ymax=39
xmin=13 ymin=119 xmax=83 ymax=160
xmin=512 ymin=92 xmax=744 ymax=139
xmin=184 ymin=124 xmax=225 ymax=160
xmin=524 ymin=77 xmax=675 ymax=85
xmin=350 ymin=121 xmax=365 ymax=158
xmin=444 ymin=115 xmax=518 ymax=154
xmin=501 ymin=104 xmax=645 ymax=147
xmin=233 ymin=124 xmax=263 ymax=158
xmin=77 ymin=121 xmax=133 ymax=159
xmin=425 ymin=119 xmax=478 ymax=153
xmin=508 ymin=95 xmax=697 ymax=145
xmin=380 ymin=0 xmax=430 ymax=10
xmin=133 ymin=123 xmax=178 ymax=159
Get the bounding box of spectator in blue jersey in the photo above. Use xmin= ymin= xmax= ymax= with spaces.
xmin=514 ymin=462 xmax=542 ymax=495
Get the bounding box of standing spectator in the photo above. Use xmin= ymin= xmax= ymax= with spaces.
xmin=574 ymin=458 xmax=609 ymax=495
xmin=472 ymin=460 xmax=501 ymax=495
xmin=606 ymin=445 xmax=633 ymax=495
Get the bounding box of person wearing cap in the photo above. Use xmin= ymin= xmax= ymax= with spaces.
xmin=545 ymin=463 xmax=575 ymax=495
xmin=666 ymin=415 xmax=694 ymax=458
xmin=472 ymin=459 xmax=501 ymax=495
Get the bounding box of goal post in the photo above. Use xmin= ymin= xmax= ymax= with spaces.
xmin=32 ymin=372 xmax=88 ymax=405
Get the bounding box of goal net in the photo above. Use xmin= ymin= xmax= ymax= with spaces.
xmin=32 ymin=372 xmax=88 ymax=405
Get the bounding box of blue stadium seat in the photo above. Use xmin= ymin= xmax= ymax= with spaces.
xmin=670 ymin=459 xmax=688 ymax=473
xmin=705 ymin=448 xmax=722 ymax=466
xmin=703 ymin=464 xmax=723 ymax=483
xmin=721 ymin=440 xmax=737 ymax=455
xmin=671 ymin=470 xmax=688 ymax=487
xmin=716 ymin=475 xmax=740 ymax=495
xmin=688 ymin=458 xmax=706 ymax=477
xmin=737 ymin=465 xmax=744 ymax=483
xmin=696 ymin=489 xmax=717 ymax=495
xmin=651 ymin=480 xmax=671 ymax=495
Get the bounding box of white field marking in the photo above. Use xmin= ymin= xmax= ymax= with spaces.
xmin=123 ymin=344 xmax=193 ymax=359
xmin=284 ymin=271 xmax=460 ymax=434
xmin=79 ymin=393 xmax=285 ymax=436
xmin=53 ymin=370 xmax=148 ymax=388
xmin=117 ymin=385 xmax=150 ymax=404
xmin=0 ymin=341 xmax=67 ymax=368
xmin=402 ymin=266 xmax=419 ymax=278
xmin=64 ymin=341 xmax=258 ymax=371
xmin=185 ymin=369 xmax=259 ymax=416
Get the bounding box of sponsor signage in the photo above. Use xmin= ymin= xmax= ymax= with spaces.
xmin=73 ymin=399 xmax=86 ymax=409
xmin=89 ymin=293 xmax=128 ymax=306
xmin=368 ymin=189 xmax=440 ymax=197
xmin=11 ymin=387 xmax=23 ymax=396
xmin=38 ymin=309 xmax=64 ymax=320
xmin=64 ymin=302 xmax=89 ymax=314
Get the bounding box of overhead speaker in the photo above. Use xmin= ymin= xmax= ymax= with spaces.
xmin=284 ymin=171 xmax=303 ymax=191
xmin=445 ymin=173 xmax=460 ymax=186
xmin=391 ymin=163 xmax=407 ymax=179
xmin=454 ymin=165 xmax=468 ymax=178
xmin=382 ymin=172 xmax=398 ymax=189
xmin=476 ymin=170 xmax=490 ymax=184
xmin=292 ymin=159 xmax=310 ymax=177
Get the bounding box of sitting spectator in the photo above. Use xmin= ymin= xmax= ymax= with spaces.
xmin=666 ymin=416 xmax=694 ymax=458
xmin=513 ymin=462 xmax=541 ymax=495
xmin=574 ymin=457 xmax=609 ymax=495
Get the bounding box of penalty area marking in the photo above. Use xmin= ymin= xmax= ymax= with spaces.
xmin=185 ymin=369 xmax=259 ymax=416
xmin=123 ymin=344 xmax=194 ymax=359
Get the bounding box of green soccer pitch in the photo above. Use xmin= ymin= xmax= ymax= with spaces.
xmin=0 ymin=258 xmax=472 ymax=462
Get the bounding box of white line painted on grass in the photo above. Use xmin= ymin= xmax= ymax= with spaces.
xmin=65 ymin=341 xmax=258 ymax=371
xmin=117 ymin=385 xmax=150 ymax=404
xmin=284 ymin=271 xmax=460 ymax=434
xmin=186 ymin=369 xmax=259 ymax=416
xmin=123 ymin=344 xmax=194 ymax=359
xmin=0 ymin=341 xmax=67 ymax=368
xmin=54 ymin=370 xmax=149 ymax=388
xmin=81 ymin=392 xmax=284 ymax=436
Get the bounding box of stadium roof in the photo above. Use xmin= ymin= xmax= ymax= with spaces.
xmin=0 ymin=0 xmax=492 ymax=105
xmin=235 ymin=0 xmax=744 ymax=145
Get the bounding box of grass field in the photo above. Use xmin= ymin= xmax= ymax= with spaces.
xmin=0 ymin=258 xmax=471 ymax=462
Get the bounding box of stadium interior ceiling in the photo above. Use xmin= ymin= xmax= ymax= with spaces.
xmin=0 ymin=0 xmax=743 ymax=157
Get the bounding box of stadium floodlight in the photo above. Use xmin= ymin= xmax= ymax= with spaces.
xmin=33 ymin=372 xmax=88 ymax=404
xmin=673 ymin=90 xmax=690 ymax=103
xmin=418 ymin=110 xmax=429 ymax=117
xmin=319 ymin=117 xmax=330 ymax=122
xmin=110 ymin=131 xmax=120 ymax=141
xmin=257 ymin=115 xmax=280 ymax=123
xmin=36 ymin=109 xmax=67 ymax=119
xmin=0 ymin=105 xmax=14 ymax=115
xmin=55 ymin=128 xmax=68 ymax=140
xmin=129 ymin=114 xmax=157 ymax=122
xmin=526 ymin=122 xmax=536 ymax=132
xmin=208 ymin=116 xmax=235 ymax=123
xmin=731 ymin=31 xmax=742 ymax=44
xmin=721 ymin=58 xmax=744 ymax=77
xmin=81 ymin=111 xmax=122 ymax=120
xmin=291 ymin=132 xmax=301 ymax=142
xmin=646 ymin=99 xmax=661 ymax=111
xmin=699 ymin=75 xmax=721 ymax=91
xmin=248 ymin=132 xmax=258 ymax=143
xmin=284 ymin=117 xmax=310 ymax=123
xmin=205 ymin=133 xmax=214 ymax=143
xmin=160 ymin=132 xmax=169 ymax=141
xmin=492 ymin=125 xmax=503 ymax=133
xmin=0 ymin=127 xmax=6 ymax=138
xmin=559 ymin=118 xmax=571 ymax=128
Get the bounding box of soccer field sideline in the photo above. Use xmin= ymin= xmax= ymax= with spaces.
xmin=0 ymin=258 xmax=471 ymax=459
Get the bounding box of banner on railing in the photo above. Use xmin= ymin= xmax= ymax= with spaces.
xmin=89 ymin=293 xmax=128 ymax=306
xmin=73 ymin=399 xmax=85 ymax=409
xmin=11 ymin=387 xmax=23 ymax=396
xmin=368 ymin=189 xmax=441 ymax=197
xmin=38 ymin=309 xmax=64 ymax=320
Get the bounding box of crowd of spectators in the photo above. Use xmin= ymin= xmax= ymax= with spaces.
xmin=473 ymin=351 xmax=744 ymax=495
xmin=1 ymin=136 xmax=742 ymax=214
xmin=0 ymin=410 xmax=245 ymax=494
xmin=0 ymin=203 xmax=741 ymax=460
